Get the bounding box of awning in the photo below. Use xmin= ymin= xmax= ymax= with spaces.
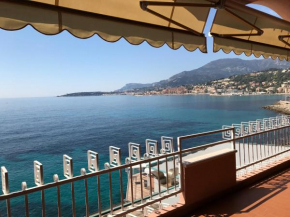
xmin=211 ymin=1 xmax=290 ymax=61
xmin=0 ymin=0 xmax=215 ymax=52
xmin=2 ymin=0 xmax=290 ymax=61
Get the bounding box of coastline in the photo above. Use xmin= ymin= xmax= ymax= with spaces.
xmin=130 ymin=93 xmax=289 ymax=97
xmin=58 ymin=91 xmax=290 ymax=98
xmin=263 ymin=100 xmax=290 ymax=115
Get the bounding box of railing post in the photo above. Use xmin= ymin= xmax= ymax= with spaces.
xmin=106 ymin=146 xmax=122 ymax=216
xmin=63 ymin=155 xmax=75 ymax=217
xmin=127 ymin=143 xmax=142 ymax=206
xmin=177 ymin=137 xmax=183 ymax=192
xmin=1 ymin=166 xmax=11 ymax=217
xmin=81 ymin=168 xmax=89 ymax=217
xmin=161 ymin=137 xmax=174 ymax=195
xmin=87 ymin=150 xmax=101 ymax=216
xmin=34 ymin=161 xmax=45 ymax=217
xmin=104 ymin=162 xmax=114 ymax=216
xmin=53 ymin=174 xmax=61 ymax=217
xmin=231 ymin=127 xmax=236 ymax=150
xmin=22 ymin=182 xmax=29 ymax=217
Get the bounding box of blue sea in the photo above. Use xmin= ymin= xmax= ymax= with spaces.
xmin=0 ymin=95 xmax=285 ymax=216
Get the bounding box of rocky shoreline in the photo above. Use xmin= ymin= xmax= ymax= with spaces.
xmin=263 ymin=100 xmax=290 ymax=115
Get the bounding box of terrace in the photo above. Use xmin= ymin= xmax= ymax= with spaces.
xmin=1 ymin=0 xmax=290 ymax=216
xmin=190 ymin=168 xmax=290 ymax=217
xmin=1 ymin=115 xmax=290 ymax=217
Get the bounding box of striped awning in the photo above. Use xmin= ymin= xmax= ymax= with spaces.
xmin=0 ymin=0 xmax=216 ymax=52
xmin=211 ymin=1 xmax=290 ymax=61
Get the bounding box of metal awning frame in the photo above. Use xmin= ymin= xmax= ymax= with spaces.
xmin=210 ymin=7 xmax=263 ymax=38
xmin=210 ymin=1 xmax=290 ymax=55
xmin=279 ymin=35 xmax=290 ymax=47
xmin=140 ymin=1 xmax=219 ymax=36
xmin=140 ymin=1 xmax=264 ymax=42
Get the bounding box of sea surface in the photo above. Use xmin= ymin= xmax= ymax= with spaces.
xmin=0 ymin=95 xmax=285 ymax=216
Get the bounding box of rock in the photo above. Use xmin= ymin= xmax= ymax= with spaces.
xmin=263 ymin=100 xmax=290 ymax=115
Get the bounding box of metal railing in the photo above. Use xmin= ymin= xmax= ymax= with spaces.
xmin=223 ymin=115 xmax=290 ymax=175
xmin=1 ymin=115 xmax=290 ymax=217
xmin=0 ymin=137 xmax=183 ymax=217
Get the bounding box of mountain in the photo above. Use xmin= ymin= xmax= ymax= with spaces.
xmin=116 ymin=58 xmax=290 ymax=92
xmin=118 ymin=83 xmax=154 ymax=91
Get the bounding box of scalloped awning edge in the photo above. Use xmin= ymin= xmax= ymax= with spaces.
xmin=213 ymin=36 xmax=290 ymax=61
xmin=0 ymin=0 xmax=207 ymax=53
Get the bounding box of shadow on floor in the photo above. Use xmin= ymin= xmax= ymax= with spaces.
xmin=189 ymin=168 xmax=290 ymax=217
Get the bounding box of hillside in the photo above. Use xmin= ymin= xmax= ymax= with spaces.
xmin=207 ymin=68 xmax=290 ymax=93
xmin=117 ymin=58 xmax=290 ymax=92
xmin=127 ymin=68 xmax=290 ymax=96
xmin=58 ymin=92 xmax=120 ymax=97
xmin=230 ymin=69 xmax=290 ymax=90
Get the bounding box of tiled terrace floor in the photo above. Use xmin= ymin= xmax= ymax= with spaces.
xmin=190 ymin=168 xmax=290 ymax=217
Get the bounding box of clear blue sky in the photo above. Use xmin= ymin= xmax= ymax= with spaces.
xmin=0 ymin=4 xmax=280 ymax=98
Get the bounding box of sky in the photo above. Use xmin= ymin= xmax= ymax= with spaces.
xmin=0 ymin=4 xmax=281 ymax=98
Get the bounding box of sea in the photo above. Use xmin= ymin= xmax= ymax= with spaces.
xmin=0 ymin=94 xmax=285 ymax=216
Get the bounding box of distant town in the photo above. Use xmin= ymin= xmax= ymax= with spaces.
xmin=60 ymin=68 xmax=290 ymax=97
xmin=125 ymin=68 xmax=290 ymax=96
